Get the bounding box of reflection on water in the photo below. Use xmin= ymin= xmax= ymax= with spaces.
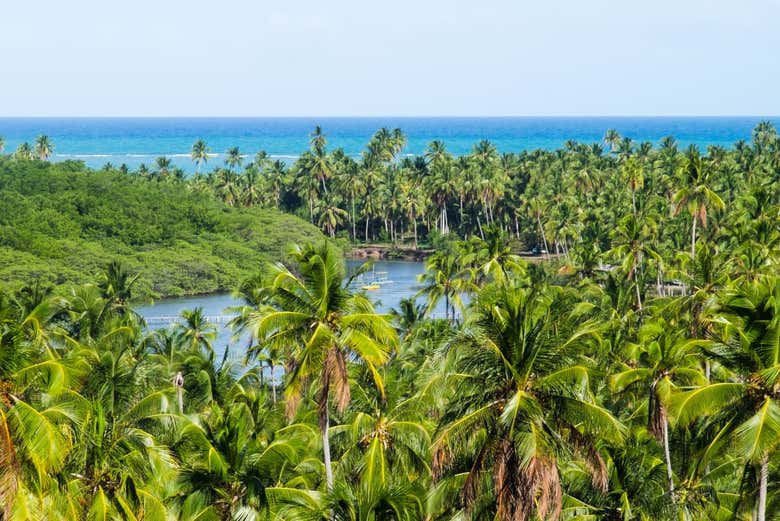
xmin=135 ymin=260 xmax=437 ymax=360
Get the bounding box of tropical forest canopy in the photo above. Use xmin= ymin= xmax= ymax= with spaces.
xmin=0 ymin=156 xmax=323 ymax=299
xmin=1 ymin=123 xmax=780 ymax=519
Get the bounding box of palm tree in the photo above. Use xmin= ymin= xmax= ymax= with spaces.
xmin=245 ymin=242 xmax=398 ymax=489
xmin=265 ymin=160 xmax=288 ymax=209
xmin=608 ymin=212 xmax=660 ymax=310
xmin=97 ymin=259 xmax=139 ymax=315
xmin=673 ymin=145 xmax=725 ymax=258
xmin=308 ymin=126 xmax=332 ymax=194
xmin=34 ymin=135 xmax=54 ymax=160
xmin=191 ymin=139 xmax=209 ymax=173
xmin=416 ymin=250 xmax=469 ymax=321
xmin=315 ymin=197 xmax=348 ymax=238
xmin=215 ymin=168 xmax=240 ymax=206
xmin=154 ymin=156 xmax=172 ymax=178
xmin=224 ymin=147 xmax=243 ymax=172
xmin=432 ymin=279 xmax=623 ymax=521
xmin=14 ymin=142 xmax=33 ymax=160
xmin=240 ymin=167 xmax=263 ymax=207
xmin=611 ymin=317 xmax=707 ymax=497
xmin=671 ymin=276 xmax=780 ymax=521
xmin=174 ymin=307 xmax=217 ymax=360
xmin=604 ymin=128 xmax=622 ymax=152
xmin=175 ymin=388 xmax=310 ymax=520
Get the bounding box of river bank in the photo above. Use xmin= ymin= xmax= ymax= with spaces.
xmin=348 ymin=244 xmax=434 ymax=261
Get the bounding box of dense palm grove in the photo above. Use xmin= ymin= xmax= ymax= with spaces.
xmin=2 ymin=122 xmax=780 ymax=519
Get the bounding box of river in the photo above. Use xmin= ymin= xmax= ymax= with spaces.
xmin=134 ymin=260 xmax=435 ymax=361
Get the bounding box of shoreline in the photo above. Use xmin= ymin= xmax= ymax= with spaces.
xmin=347 ymin=244 xmax=433 ymax=261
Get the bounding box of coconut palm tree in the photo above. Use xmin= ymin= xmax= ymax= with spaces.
xmin=224 ymin=147 xmax=243 ymax=172
xmin=244 ymin=242 xmax=398 ymax=490
xmin=34 ymin=135 xmax=54 ymax=160
xmin=14 ymin=142 xmax=33 ymax=160
xmin=315 ymin=198 xmax=348 ymax=238
xmin=174 ymin=307 xmax=217 ymax=360
xmin=608 ymin=212 xmax=660 ymax=311
xmin=673 ymin=145 xmax=725 ymax=258
xmin=154 ymin=156 xmax=172 ymax=178
xmin=611 ymin=317 xmax=708 ymax=497
xmin=604 ymin=128 xmax=622 ymax=152
xmin=671 ymin=276 xmax=780 ymax=521
xmin=191 ymin=139 xmax=209 ymax=173
xmin=416 ymin=250 xmax=469 ymax=321
xmin=432 ymin=279 xmax=623 ymax=521
xmin=174 ymin=387 xmax=311 ymax=520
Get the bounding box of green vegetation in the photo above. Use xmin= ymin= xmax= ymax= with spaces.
xmin=0 ymin=156 xmax=323 ymax=299
xmin=3 ymin=122 xmax=780 ymax=519
xmin=3 ymin=228 xmax=780 ymax=519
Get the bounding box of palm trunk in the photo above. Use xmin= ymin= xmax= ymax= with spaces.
xmin=537 ymin=213 xmax=550 ymax=258
xmin=174 ymin=372 xmax=184 ymax=414
xmin=691 ymin=214 xmax=697 ymax=258
xmin=321 ymin=403 xmax=334 ymax=490
xmin=662 ymin=412 xmax=674 ymax=496
xmin=270 ymin=364 xmax=277 ymax=404
xmin=412 ymin=209 xmax=418 ymax=249
xmin=758 ymin=456 xmax=768 ymax=521
xmin=459 ymin=194 xmax=464 ymax=228
xmin=351 ymin=196 xmax=356 ymax=241
xmin=635 ymin=270 xmax=643 ymax=310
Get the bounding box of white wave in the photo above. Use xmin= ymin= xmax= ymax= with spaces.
xmin=55 ymin=153 xmax=112 ymax=158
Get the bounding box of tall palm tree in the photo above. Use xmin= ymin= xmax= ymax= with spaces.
xmin=154 ymin=156 xmax=172 ymax=178
xmin=672 ymin=276 xmax=780 ymax=521
xmin=174 ymin=307 xmax=217 ymax=360
xmin=191 ymin=139 xmax=209 ymax=173
xmin=224 ymin=147 xmax=243 ymax=172
xmin=245 ymin=242 xmax=398 ymax=489
xmin=673 ymin=145 xmax=725 ymax=258
xmin=315 ymin=197 xmax=348 ymax=238
xmin=608 ymin=212 xmax=660 ymax=311
xmin=604 ymin=128 xmax=622 ymax=152
xmin=432 ymin=279 xmax=623 ymax=521
xmin=417 ymin=250 xmax=469 ymax=321
xmin=14 ymin=142 xmax=33 ymax=160
xmin=34 ymin=135 xmax=54 ymax=160
xmin=611 ymin=317 xmax=707 ymax=496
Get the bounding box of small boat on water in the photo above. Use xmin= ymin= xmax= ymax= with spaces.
xmin=358 ymin=268 xmax=391 ymax=291
xmin=374 ymin=271 xmax=394 ymax=285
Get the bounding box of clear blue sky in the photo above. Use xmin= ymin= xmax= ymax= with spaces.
xmin=2 ymin=0 xmax=779 ymax=117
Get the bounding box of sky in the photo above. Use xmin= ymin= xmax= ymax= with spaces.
xmin=1 ymin=0 xmax=779 ymax=117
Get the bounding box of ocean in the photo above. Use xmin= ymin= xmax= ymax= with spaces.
xmin=0 ymin=117 xmax=777 ymax=172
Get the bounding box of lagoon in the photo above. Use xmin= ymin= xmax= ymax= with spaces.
xmin=134 ymin=260 xmax=433 ymax=360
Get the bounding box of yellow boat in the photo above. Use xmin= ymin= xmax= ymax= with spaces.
xmin=362 ymin=284 xmax=380 ymax=291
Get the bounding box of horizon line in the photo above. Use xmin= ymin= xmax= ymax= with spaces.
xmin=1 ymin=114 xmax=780 ymax=119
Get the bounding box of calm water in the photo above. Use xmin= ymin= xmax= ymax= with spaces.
xmin=2 ymin=117 xmax=778 ymax=172
xmin=135 ymin=260 xmax=434 ymax=360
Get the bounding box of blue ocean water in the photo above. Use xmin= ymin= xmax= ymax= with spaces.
xmin=0 ymin=117 xmax=777 ymax=172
